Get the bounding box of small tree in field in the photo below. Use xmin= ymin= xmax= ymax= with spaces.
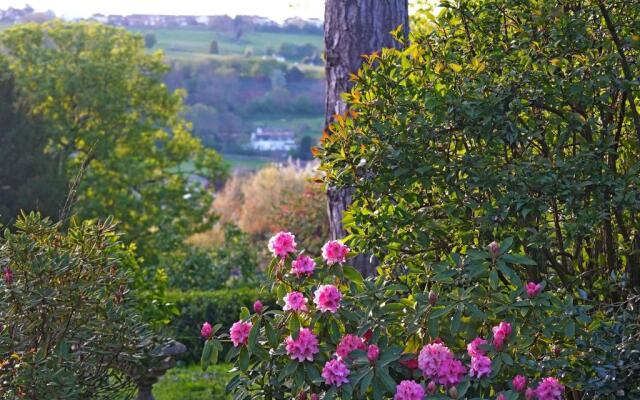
xmin=209 ymin=39 xmax=220 ymax=54
xmin=143 ymin=32 xmax=156 ymax=48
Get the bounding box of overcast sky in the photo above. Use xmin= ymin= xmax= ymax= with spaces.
xmin=0 ymin=0 xmax=325 ymax=21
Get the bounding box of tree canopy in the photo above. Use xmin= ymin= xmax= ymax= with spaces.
xmin=0 ymin=22 xmax=227 ymax=267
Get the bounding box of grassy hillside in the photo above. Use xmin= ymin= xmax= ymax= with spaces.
xmin=132 ymin=27 xmax=323 ymax=59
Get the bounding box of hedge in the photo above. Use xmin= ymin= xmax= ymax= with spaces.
xmin=166 ymin=287 xmax=276 ymax=363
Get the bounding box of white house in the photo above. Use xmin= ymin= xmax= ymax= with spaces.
xmin=250 ymin=128 xmax=297 ymax=152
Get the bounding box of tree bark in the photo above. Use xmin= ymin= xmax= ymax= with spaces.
xmin=324 ymin=0 xmax=408 ymax=275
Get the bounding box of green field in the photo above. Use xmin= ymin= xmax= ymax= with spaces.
xmin=249 ymin=116 xmax=324 ymax=140
xmin=152 ymin=364 xmax=231 ymax=400
xmin=132 ymin=27 xmax=323 ymax=59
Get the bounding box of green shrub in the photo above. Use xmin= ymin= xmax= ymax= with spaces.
xmin=0 ymin=213 xmax=156 ymax=398
xmin=167 ymin=288 xmax=275 ymax=363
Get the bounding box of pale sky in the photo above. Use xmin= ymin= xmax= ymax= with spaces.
xmin=0 ymin=0 xmax=325 ymax=21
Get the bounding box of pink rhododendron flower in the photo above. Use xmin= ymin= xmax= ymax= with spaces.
xmin=496 ymin=394 xmax=506 ymax=400
xmin=470 ymin=355 xmax=492 ymax=379
xmin=492 ymin=321 xmax=512 ymax=349
xmin=283 ymin=291 xmax=308 ymax=312
xmin=535 ymin=377 xmax=564 ymax=400
xmin=525 ymin=282 xmax=543 ymax=297
xmin=467 ymin=337 xmax=488 ymax=357
xmin=229 ymin=321 xmax=252 ymax=347
xmin=313 ymin=284 xmax=342 ymax=313
xmin=513 ymin=375 xmax=527 ymax=392
xmin=336 ymin=334 xmax=366 ymax=359
xmin=437 ymin=357 xmax=467 ymax=388
xmin=367 ymin=344 xmax=380 ymax=362
xmin=291 ymin=255 xmax=316 ymax=277
xmin=418 ymin=342 xmax=453 ymax=379
xmin=321 ymin=240 xmax=349 ymax=265
xmin=285 ymin=328 xmax=319 ymax=362
xmin=253 ymin=300 xmax=264 ymax=314
xmin=268 ymin=231 xmax=297 ymax=258
xmin=201 ymin=322 xmax=213 ymax=339
xmin=394 ymin=380 xmax=425 ymax=400
xmin=322 ymin=358 xmax=350 ymax=387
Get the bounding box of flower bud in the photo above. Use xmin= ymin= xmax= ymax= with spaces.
xmin=427 ymin=381 xmax=437 ymax=394
xmin=367 ymin=344 xmax=380 ymax=363
xmin=488 ymin=241 xmax=500 ymax=259
xmin=513 ymin=375 xmax=527 ymax=392
xmin=449 ymin=386 xmax=458 ymax=399
xmin=200 ymin=321 xmax=213 ymax=340
xmin=428 ymin=290 xmax=438 ymax=305
xmin=525 ymin=388 xmax=536 ymax=400
xmin=253 ymin=300 xmax=264 ymax=314
xmin=553 ymin=345 xmax=561 ymax=356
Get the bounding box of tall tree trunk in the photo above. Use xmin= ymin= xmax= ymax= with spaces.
xmin=324 ymin=0 xmax=408 ymax=275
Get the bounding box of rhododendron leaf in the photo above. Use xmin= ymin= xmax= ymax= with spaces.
xmin=264 ymin=319 xmax=278 ymax=348
xmin=498 ymin=237 xmax=514 ymax=254
xmin=225 ymin=345 xmax=240 ymax=363
xmin=238 ymin=347 xmax=249 ymax=371
xmin=428 ymin=316 xmax=439 ymax=337
xmin=457 ymin=379 xmax=471 ymax=397
xmin=359 ymin=369 xmax=374 ymax=394
xmin=289 ymin=315 xmax=301 ymax=339
xmin=501 ymin=253 xmax=537 ymax=266
xmin=565 ymin=320 xmax=576 ymax=337
xmin=342 ymin=383 xmax=354 ymax=398
xmin=451 ymin=309 xmax=462 ymax=333
xmin=305 ymin=362 xmax=323 ymax=384
xmin=240 ymin=307 xmax=250 ymax=320
xmin=501 ymin=352 xmax=514 ymax=366
xmin=279 ymin=359 xmax=298 ymax=380
xmin=489 ymin=269 xmax=499 ymax=290
xmin=343 ymin=265 xmax=364 ymax=286
xmin=248 ymin=319 xmax=261 ymax=353
xmin=201 ymin=340 xmax=213 ymax=371
xmin=328 ymin=318 xmax=341 ymax=342
xmin=325 ymin=386 xmax=337 ymax=400
xmin=375 ymin=366 xmax=396 ymax=392
xmin=497 ymin=262 xmax=522 ymax=287
xmin=225 ymin=374 xmax=241 ymax=393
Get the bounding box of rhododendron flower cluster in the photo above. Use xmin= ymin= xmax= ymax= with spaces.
xmin=394 ymin=380 xmax=425 ymax=400
xmin=492 ymin=321 xmax=512 ymax=349
xmin=200 ymin=322 xmax=213 ymax=339
xmin=467 ymin=337 xmax=488 ymax=357
xmin=285 ymin=328 xmax=319 ymax=362
xmin=283 ymin=291 xmax=308 ymax=312
xmin=268 ymin=231 xmax=296 ymax=258
xmin=291 ymin=255 xmax=316 ymax=277
xmin=321 ymin=240 xmax=349 ymax=265
xmin=230 ymin=321 xmax=252 ymax=347
xmin=526 ymin=282 xmax=543 ymax=297
xmin=418 ymin=342 xmax=467 ymax=387
xmin=313 ymin=284 xmax=342 ymax=312
xmin=534 ymin=377 xmax=564 ymax=400
xmin=469 ymin=354 xmax=492 ymax=378
xmin=336 ymin=334 xmax=366 ymax=359
xmin=322 ymin=358 xmax=350 ymax=387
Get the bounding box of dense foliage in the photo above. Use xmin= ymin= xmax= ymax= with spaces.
xmin=168 ymin=288 xmax=275 ymax=363
xmin=171 ymin=224 xmax=258 ymax=291
xmin=0 ymin=213 xmax=157 ymax=399
xmin=0 ymin=22 xmax=226 ymax=271
xmin=319 ymin=0 xmax=640 ymax=294
xmin=0 ymin=61 xmax=66 ymax=222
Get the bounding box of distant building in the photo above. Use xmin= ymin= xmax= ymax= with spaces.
xmin=250 ymin=128 xmax=296 ymax=152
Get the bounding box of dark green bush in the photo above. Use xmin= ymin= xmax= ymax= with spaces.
xmin=0 ymin=213 xmax=157 ymax=398
xmin=167 ymin=288 xmax=276 ymax=363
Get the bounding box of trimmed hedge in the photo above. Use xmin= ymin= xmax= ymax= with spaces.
xmin=167 ymin=287 xmax=276 ymax=363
